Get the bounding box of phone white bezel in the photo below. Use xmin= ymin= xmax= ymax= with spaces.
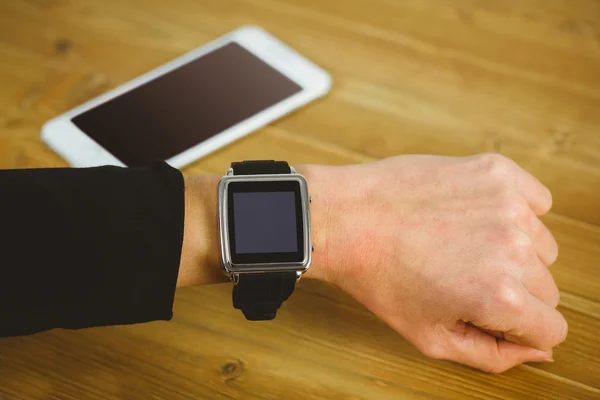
xmin=41 ymin=26 xmax=332 ymax=168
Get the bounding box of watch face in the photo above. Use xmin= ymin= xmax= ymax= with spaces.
xmin=227 ymin=180 xmax=305 ymax=265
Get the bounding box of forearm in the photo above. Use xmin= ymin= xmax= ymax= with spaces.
xmin=0 ymin=163 xmax=185 ymax=337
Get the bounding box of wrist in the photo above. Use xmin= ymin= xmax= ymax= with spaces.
xmin=177 ymin=174 xmax=227 ymax=287
xmin=294 ymin=164 xmax=336 ymax=284
xmin=296 ymin=163 xmax=375 ymax=289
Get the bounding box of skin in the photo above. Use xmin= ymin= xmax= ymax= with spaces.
xmin=177 ymin=153 xmax=567 ymax=373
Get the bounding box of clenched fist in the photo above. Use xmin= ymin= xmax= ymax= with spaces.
xmin=300 ymin=153 xmax=567 ymax=373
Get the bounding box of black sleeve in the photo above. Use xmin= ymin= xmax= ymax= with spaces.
xmin=0 ymin=162 xmax=185 ymax=337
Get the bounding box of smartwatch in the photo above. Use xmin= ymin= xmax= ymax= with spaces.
xmin=218 ymin=160 xmax=312 ymax=321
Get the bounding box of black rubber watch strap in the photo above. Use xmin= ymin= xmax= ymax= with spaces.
xmin=229 ymin=160 xmax=296 ymax=321
xmin=231 ymin=160 xmax=290 ymax=175
xmin=233 ymin=272 xmax=297 ymax=320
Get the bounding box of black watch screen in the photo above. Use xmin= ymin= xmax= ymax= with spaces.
xmin=227 ymin=180 xmax=305 ymax=265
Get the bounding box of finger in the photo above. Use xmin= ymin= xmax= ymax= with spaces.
xmin=509 ymin=224 xmax=560 ymax=307
xmin=470 ymin=277 xmax=567 ymax=350
xmin=530 ymin=217 xmax=559 ymax=266
xmin=501 ymin=224 xmax=559 ymax=307
xmin=502 ymin=284 xmax=568 ymax=350
xmin=446 ymin=322 xmax=553 ymax=373
xmin=521 ymin=257 xmax=561 ymax=308
xmin=479 ymin=327 xmax=506 ymax=340
xmin=512 ymin=165 xmax=553 ymax=216
xmin=517 ymin=211 xmax=559 ymax=266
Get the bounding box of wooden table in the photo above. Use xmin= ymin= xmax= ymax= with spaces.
xmin=1 ymin=0 xmax=599 ymax=398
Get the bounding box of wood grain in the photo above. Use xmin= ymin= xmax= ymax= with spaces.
xmin=1 ymin=0 xmax=599 ymax=398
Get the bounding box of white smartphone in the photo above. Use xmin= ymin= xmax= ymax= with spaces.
xmin=41 ymin=26 xmax=331 ymax=168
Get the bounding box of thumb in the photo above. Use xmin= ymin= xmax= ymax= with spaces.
xmin=444 ymin=322 xmax=553 ymax=373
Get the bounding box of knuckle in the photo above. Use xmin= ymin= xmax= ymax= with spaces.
xmin=549 ymin=246 xmax=559 ymax=266
xmin=540 ymin=187 xmax=553 ymax=214
xmin=496 ymin=226 xmax=533 ymax=262
xmin=547 ymin=236 xmax=560 ymax=266
xmin=498 ymin=194 xmax=529 ymax=222
xmin=544 ymin=273 xmax=561 ymax=308
xmin=545 ymin=318 xmax=569 ymax=348
xmin=550 ymin=288 xmax=561 ymax=308
xmin=543 ymin=321 xmax=567 ymax=350
xmin=532 ymin=313 xmax=567 ymax=350
xmin=511 ymin=237 xmax=533 ymax=263
xmin=559 ymin=320 xmax=569 ymax=343
xmin=546 ymin=189 xmax=554 ymax=210
xmin=478 ymin=153 xmax=512 ymax=177
xmin=492 ymin=275 xmax=526 ymax=314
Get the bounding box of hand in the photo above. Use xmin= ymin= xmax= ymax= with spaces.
xmin=300 ymin=153 xmax=567 ymax=373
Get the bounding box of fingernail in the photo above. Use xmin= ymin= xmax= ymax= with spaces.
xmin=544 ymin=357 xmax=555 ymax=363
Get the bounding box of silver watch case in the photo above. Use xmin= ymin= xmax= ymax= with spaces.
xmin=218 ymin=168 xmax=312 ymax=277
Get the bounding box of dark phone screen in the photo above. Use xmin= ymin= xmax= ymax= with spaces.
xmin=72 ymin=42 xmax=302 ymax=167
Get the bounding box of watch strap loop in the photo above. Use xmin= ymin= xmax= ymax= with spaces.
xmin=231 ymin=160 xmax=290 ymax=175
